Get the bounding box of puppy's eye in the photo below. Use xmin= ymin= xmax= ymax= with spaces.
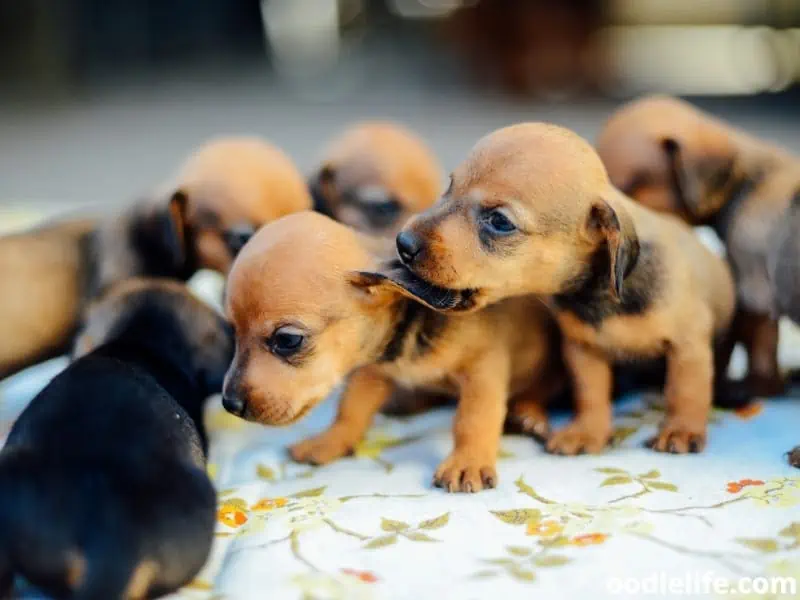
xmin=481 ymin=208 xmax=517 ymax=235
xmin=269 ymin=329 xmax=305 ymax=358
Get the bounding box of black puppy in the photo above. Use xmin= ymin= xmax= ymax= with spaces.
xmin=0 ymin=279 xmax=233 ymax=599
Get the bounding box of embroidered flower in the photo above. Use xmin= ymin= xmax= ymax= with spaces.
xmin=251 ymin=497 xmax=289 ymax=512
xmin=341 ymin=569 xmax=380 ymax=583
xmin=217 ymin=504 xmax=249 ymax=528
xmin=526 ymin=520 xmax=563 ymax=537
xmin=570 ymin=533 xmax=609 ymax=546
xmin=727 ymin=479 xmax=766 ymax=494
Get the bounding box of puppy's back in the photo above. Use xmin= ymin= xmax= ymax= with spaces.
xmin=0 ymin=218 xmax=95 ymax=378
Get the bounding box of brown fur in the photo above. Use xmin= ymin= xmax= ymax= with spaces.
xmin=310 ymin=122 xmax=442 ymax=237
xmin=398 ymin=123 xmax=736 ymax=455
xmin=0 ymin=137 xmax=308 ymax=381
xmin=223 ymin=212 xmax=565 ymax=492
xmin=597 ymin=95 xmax=800 ymax=397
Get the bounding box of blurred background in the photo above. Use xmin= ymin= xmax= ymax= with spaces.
xmin=0 ymin=0 xmax=799 ymax=212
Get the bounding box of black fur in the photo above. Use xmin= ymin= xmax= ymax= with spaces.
xmin=0 ymin=290 xmax=232 ymax=599
xmin=127 ymin=204 xmax=198 ymax=283
xmin=553 ymin=241 xmax=660 ymax=327
xmin=710 ymin=174 xmax=761 ymax=242
xmin=374 ymin=260 xmax=478 ymax=313
xmin=309 ymin=168 xmax=336 ymax=218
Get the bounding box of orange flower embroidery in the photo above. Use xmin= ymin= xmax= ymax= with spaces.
xmin=735 ymin=402 xmax=764 ymax=420
xmin=526 ymin=520 xmax=563 ymax=537
xmin=251 ymin=497 xmax=288 ymax=512
xmin=570 ymin=533 xmax=609 ymax=546
xmin=217 ymin=504 xmax=249 ymax=528
xmin=726 ymin=479 xmax=765 ymax=494
xmin=341 ymin=569 xmax=379 ymax=583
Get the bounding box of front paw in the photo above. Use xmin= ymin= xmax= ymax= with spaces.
xmin=289 ymin=431 xmax=355 ymax=465
xmin=433 ymin=451 xmax=497 ymax=493
xmin=546 ymin=419 xmax=610 ymax=455
xmin=647 ymin=418 xmax=706 ymax=453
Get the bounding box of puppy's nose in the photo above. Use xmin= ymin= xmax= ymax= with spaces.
xmin=223 ymin=224 xmax=256 ymax=257
xmin=396 ymin=231 xmax=423 ymax=265
xmin=222 ymin=390 xmax=247 ymax=417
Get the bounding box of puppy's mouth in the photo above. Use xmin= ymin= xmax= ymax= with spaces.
xmin=375 ymin=260 xmax=479 ymax=312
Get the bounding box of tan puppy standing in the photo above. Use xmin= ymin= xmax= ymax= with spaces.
xmin=597 ymin=95 xmax=800 ymax=398
xmin=309 ymin=122 xmax=443 ymax=237
xmin=396 ymin=123 xmax=736 ymax=454
xmin=0 ymin=136 xmax=311 ymax=380
xmin=222 ymin=212 xmax=566 ymax=492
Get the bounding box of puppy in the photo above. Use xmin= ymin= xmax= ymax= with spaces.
xmin=597 ymin=95 xmax=800 ymax=397
xmin=309 ymin=122 xmax=442 ymax=237
xmin=0 ymin=136 xmax=309 ymax=380
xmin=0 ymin=278 xmax=232 ymax=599
xmin=396 ymin=123 xmax=737 ymax=455
xmin=222 ymin=212 xmax=565 ymax=492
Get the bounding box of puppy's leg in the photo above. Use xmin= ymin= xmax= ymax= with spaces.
xmin=289 ymin=367 xmax=394 ymax=466
xmin=504 ymin=393 xmax=550 ymax=442
xmin=434 ymin=353 xmax=509 ymax=493
xmin=547 ymin=342 xmax=612 ymax=455
xmin=650 ymin=337 xmax=712 ymax=453
xmin=737 ymin=310 xmax=784 ymax=397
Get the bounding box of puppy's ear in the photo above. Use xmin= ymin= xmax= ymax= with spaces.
xmin=347 ymin=271 xmax=405 ymax=306
xmin=162 ymin=190 xmax=190 ymax=266
xmin=586 ymin=200 xmax=640 ymax=300
xmin=309 ymin=165 xmax=337 ymax=218
xmin=661 ymin=138 xmax=733 ymax=219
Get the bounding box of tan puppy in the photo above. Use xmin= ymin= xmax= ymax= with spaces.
xmin=309 ymin=122 xmax=443 ymax=237
xmin=597 ymin=95 xmax=800 ymax=397
xmin=396 ymin=123 xmax=736 ymax=455
xmin=0 ymin=137 xmax=310 ymax=380
xmin=222 ymin=212 xmax=565 ymax=492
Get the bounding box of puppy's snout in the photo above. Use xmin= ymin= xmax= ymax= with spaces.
xmin=223 ymin=224 xmax=256 ymax=257
xmin=222 ymin=388 xmax=247 ymax=417
xmin=396 ymin=231 xmax=424 ymax=265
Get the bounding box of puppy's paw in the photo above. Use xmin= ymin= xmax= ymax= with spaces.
xmin=504 ymin=402 xmax=550 ymax=442
xmin=546 ymin=420 xmax=610 ymax=455
xmin=289 ymin=431 xmax=355 ymax=466
xmin=787 ymin=446 xmax=800 ymax=468
xmin=433 ymin=451 xmax=497 ymax=493
xmin=647 ymin=420 xmax=706 ymax=454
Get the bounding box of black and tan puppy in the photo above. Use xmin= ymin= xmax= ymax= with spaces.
xmin=222 ymin=212 xmax=566 ymax=492
xmin=597 ymin=95 xmax=800 ymax=398
xmin=396 ymin=123 xmax=737 ymax=455
xmin=0 ymin=136 xmax=310 ymax=381
xmin=0 ymin=278 xmax=233 ymax=599
xmin=309 ymin=122 xmax=443 ymax=237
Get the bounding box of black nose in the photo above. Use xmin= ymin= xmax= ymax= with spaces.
xmin=222 ymin=390 xmax=246 ymax=417
xmin=396 ymin=231 xmax=423 ymax=265
xmin=223 ymin=224 xmax=256 ymax=257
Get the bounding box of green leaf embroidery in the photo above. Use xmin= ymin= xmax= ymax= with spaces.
xmin=498 ymin=448 xmax=515 ymax=459
xmin=491 ymin=509 xmax=542 ymax=525
xmin=419 ymin=513 xmax=450 ymax=530
xmin=291 ymin=486 xmax=327 ymax=498
xmin=594 ymin=467 xmax=629 ymax=475
xmin=611 ymin=426 xmax=639 ymax=445
xmin=600 ymin=476 xmax=633 ymax=487
xmin=364 ymin=535 xmax=398 ymax=549
xmin=509 ymin=566 xmax=536 ymax=582
xmin=256 ymin=464 xmax=276 ymax=481
xmin=381 ymin=518 xmax=411 ymax=532
xmin=638 ymin=470 xmax=661 ymax=479
xmin=472 ymin=570 xmax=498 ymax=579
xmin=218 ymin=488 xmax=238 ymax=498
xmin=221 ymin=498 xmax=248 ymax=510
xmin=534 ymin=555 xmax=571 ymax=567
xmin=648 ymin=481 xmax=678 ymax=492
xmin=778 ymin=522 xmax=800 ymax=541
xmin=538 ymin=536 xmax=570 ymax=548
xmin=736 ymin=538 xmax=779 ymax=553
xmin=506 ymin=546 xmax=532 ymax=557
xmin=405 ymin=532 xmax=438 ymax=542
xmin=484 ymin=558 xmax=515 ymax=566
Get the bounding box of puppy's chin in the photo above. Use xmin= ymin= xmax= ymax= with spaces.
xmin=378 ymin=260 xmax=480 ymax=313
xmin=248 ymin=399 xmax=316 ymax=426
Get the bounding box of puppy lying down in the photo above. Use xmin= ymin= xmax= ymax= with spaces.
xmin=0 ymin=279 xmax=233 ymax=599
xmin=222 ymin=212 xmax=566 ymax=493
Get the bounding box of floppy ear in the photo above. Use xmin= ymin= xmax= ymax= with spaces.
xmin=586 ymin=200 xmax=640 ymax=301
xmin=309 ymin=165 xmax=336 ymax=218
xmin=141 ymin=189 xmax=191 ymax=272
xmin=347 ymin=271 xmax=410 ymax=306
xmin=662 ymin=138 xmax=733 ymax=219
